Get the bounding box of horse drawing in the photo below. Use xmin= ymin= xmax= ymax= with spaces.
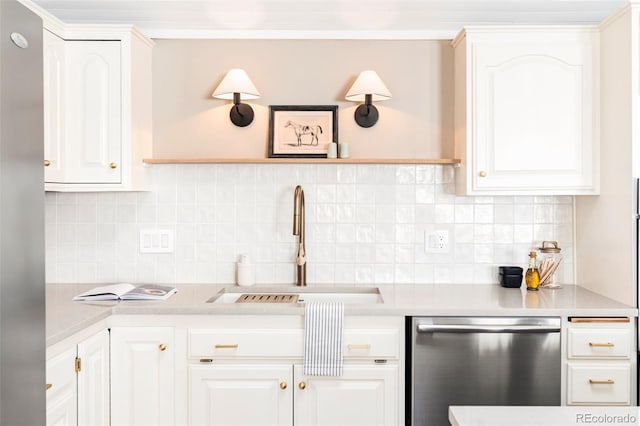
xmin=284 ymin=120 xmax=323 ymax=146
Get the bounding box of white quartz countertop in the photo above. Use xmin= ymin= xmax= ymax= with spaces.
xmin=47 ymin=283 xmax=638 ymax=347
xmin=449 ymin=406 xmax=640 ymax=426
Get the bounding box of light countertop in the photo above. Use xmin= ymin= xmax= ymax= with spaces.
xmin=47 ymin=283 xmax=638 ymax=347
xmin=449 ymin=406 xmax=640 ymax=426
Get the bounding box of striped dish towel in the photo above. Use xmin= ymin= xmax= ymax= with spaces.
xmin=303 ymin=301 xmax=344 ymax=376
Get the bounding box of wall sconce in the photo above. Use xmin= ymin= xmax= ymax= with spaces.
xmin=212 ymin=68 xmax=260 ymax=127
xmin=345 ymin=70 xmax=391 ymax=128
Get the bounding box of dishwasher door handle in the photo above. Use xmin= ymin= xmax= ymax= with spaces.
xmin=416 ymin=324 xmax=561 ymax=334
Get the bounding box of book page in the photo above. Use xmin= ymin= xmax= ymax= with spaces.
xmin=73 ymin=283 xmax=136 ymax=301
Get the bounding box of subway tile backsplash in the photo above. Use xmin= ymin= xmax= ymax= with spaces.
xmin=45 ymin=164 xmax=575 ymax=286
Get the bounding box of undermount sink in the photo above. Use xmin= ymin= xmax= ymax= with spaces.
xmin=207 ymin=287 xmax=383 ymax=304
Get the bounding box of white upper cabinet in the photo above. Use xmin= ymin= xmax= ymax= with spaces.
xmin=43 ymin=25 xmax=153 ymax=192
xmin=453 ymin=27 xmax=600 ymax=195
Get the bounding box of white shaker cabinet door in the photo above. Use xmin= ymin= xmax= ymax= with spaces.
xmin=455 ymin=28 xmax=599 ymax=195
xmin=111 ymin=327 xmax=175 ymax=426
xmin=294 ymin=364 xmax=399 ymax=426
xmin=43 ymin=29 xmax=65 ymax=182
xmin=64 ymin=40 xmax=121 ymax=184
xmin=189 ymin=364 xmax=293 ymax=426
xmin=46 ymin=347 xmax=78 ymax=426
xmin=77 ymin=328 xmax=110 ymax=426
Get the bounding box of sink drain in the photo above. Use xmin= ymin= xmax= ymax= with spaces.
xmin=235 ymin=293 xmax=299 ymax=304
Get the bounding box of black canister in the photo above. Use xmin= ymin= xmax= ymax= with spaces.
xmin=499 ymin=266 xmax=523 ymax=288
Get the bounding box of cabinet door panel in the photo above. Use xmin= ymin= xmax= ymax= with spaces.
xmin=43 ymin=29 xmax=65 ymax=182
xmin=46 ymin=347 xmax=77 ymax=426
xmin=455 ymin=29 xmax=598 ymax=195
xmin=189 ymin=364 xmax=293 ymax=426
xmin=474 ymin=41 xmax=594 ymax=191
xmin=567 ymin=363 xmax=631 ymax=404
xmin=65 ymin=40 xmax=121 ymax=184
xmin=294 ymin=364 xmax=398 ymax=426
xmin=77 ymin=329 xmax=109 ymax=426
xmin=111 ymin=327 xmax=175 ymax=426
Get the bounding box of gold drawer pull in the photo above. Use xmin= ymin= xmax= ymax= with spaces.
xmin=570 ymin=317 xmax=630 ymax=323
xmin=159 ymin=344 xmax=167 ymax=351
xmin=279 ymin=382 xmax=287 ymax=390
xmin=589 ymin=342 xmax=614 ymax=348
xmin=298 ymin=382 xmax=306 ymax=390
xmin=589 ymin=379 xmax=615 ymax=385
xmin=347 ymin=344 xmax=371 ymax=350
xmin=44 ymin=160 xmax=51 ymax=167
xmin=109 ymin=162 xmax=117 ymax=169
xmin=214 ymin=344 xmax=238 ymax=349
xmin=479 ymin=171 xmax=487 ymax=177
xmin=46 ymin=383 xmax=53 ymax=390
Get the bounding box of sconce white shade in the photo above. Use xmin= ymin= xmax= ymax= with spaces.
xmin=345 ymin=70 xmax=391 ymax=102
xmin=212 ymin=68 xmax=260 ymax=100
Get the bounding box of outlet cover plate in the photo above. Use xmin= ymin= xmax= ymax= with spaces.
xmin=425 ymin=230 xmax=449 ymax=253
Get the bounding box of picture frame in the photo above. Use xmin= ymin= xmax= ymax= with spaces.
xmin=268 ymin=105 xmax=338 ymax=158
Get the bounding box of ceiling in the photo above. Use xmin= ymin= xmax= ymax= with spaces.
xmin=30 ymin=0 xmax=628 ymax=39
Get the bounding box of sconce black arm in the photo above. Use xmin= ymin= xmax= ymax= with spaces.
xmin=230 ymin=92 xmax=255 ymax=127
xmin=354 ymin=93 xmax=379 ymax=128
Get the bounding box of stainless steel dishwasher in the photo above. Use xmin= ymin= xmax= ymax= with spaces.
xmin=408 ymin=317 xmax=561 ymax=425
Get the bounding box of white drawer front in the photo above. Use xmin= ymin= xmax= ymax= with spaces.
xmin=343 ymin=329 xmax=399 ymax=359
xmin=189 ymin=329 xmax=304 ymax=358
xmin=567 ymin=329 xmax=631 ymax=359
xmin=567 ymin=363 xmax=631 ymax=405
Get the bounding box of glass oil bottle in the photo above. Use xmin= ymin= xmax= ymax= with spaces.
xmin=525 ymin=251 xmax=540 ymax=291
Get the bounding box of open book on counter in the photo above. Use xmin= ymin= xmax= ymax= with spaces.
xmin=73 ymin=283 xmax=178 ymax=301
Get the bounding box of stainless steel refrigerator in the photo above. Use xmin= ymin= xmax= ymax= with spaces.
xmin=0 ymin=1 xmax=46 ymax=424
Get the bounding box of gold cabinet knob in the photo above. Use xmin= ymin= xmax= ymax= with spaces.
xmin=109 ymin=162 xmax=117 ymax=169
xmin=46 ymin=383 xmax=53 ymax=391
xmin=158 ymin=344 xmax=167 ymax=351
xmin=298 ymin=382 xmax=306 ymax=390
xmin=44 ymin=160 xmax=51 ymax=167
xmin=479 ymin=171 xmax=487 ymax=177
xmin=279 ymin=382 xmax=287 ymax=390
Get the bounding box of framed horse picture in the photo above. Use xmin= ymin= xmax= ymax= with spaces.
xmin=268 ymin=105 xmax=338 ymax=158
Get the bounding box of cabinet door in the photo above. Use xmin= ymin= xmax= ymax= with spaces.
xmin=294 ymin=364 xmax=399 ymax=426
xmin=43 ymin=29 xmax=65 ymax=182
xmin=64 ymin=40 xmax=121 ymax=184
xmin=459 ymin=30 xmax=598 ymax=195
xmin=46 ymin=347 xmax=77 ymax=426
xmin=189 ymin=364 xmax=293 ymax=426
xmin=77 ymin=329 xmax=109 ymax=426
xmin=111 ymin=327 xmax=175 ymax=426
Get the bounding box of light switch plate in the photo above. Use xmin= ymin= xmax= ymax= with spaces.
xmin=139 ymin=229 xmax=174 ymax=253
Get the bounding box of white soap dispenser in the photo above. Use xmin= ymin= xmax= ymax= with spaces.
xmin=236 ymin=254 xmax=255 ymax=287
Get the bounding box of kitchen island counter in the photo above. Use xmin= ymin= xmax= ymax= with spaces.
xmin=449 ymin=405 xmax=640 ymax=426
xmin=47 ymin=283 xmax=638 ymax=347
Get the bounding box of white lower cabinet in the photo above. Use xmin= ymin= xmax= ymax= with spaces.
xmin=186 ymin=315 xmax=403 ymax=426
xmin=46 ymin=328 xmax=109 ymax=426
xmin=294 ymin=364 xmax=398 ymax=426
xmin=110 ymin=327 xmax=176 ymax=426
xmin=189 ymin=363 xmax=398 ymax=426
xmin=565 ymin=317 xmax=635 ymax=405
xmin=190 ymin=364 xmax=293 ymax=426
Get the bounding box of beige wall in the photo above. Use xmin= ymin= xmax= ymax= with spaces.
xmin=152 ymin=39 xmax=454 ymax=159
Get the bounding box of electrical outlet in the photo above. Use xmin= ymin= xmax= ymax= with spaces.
xmin=424 ymin=230 xmax=449 ymax=253
xmin=139 ymin=229 xmax=174 ymax=253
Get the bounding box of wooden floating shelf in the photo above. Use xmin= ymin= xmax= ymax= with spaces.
xmin=143 ymin=158 xmax=461 ymax=165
